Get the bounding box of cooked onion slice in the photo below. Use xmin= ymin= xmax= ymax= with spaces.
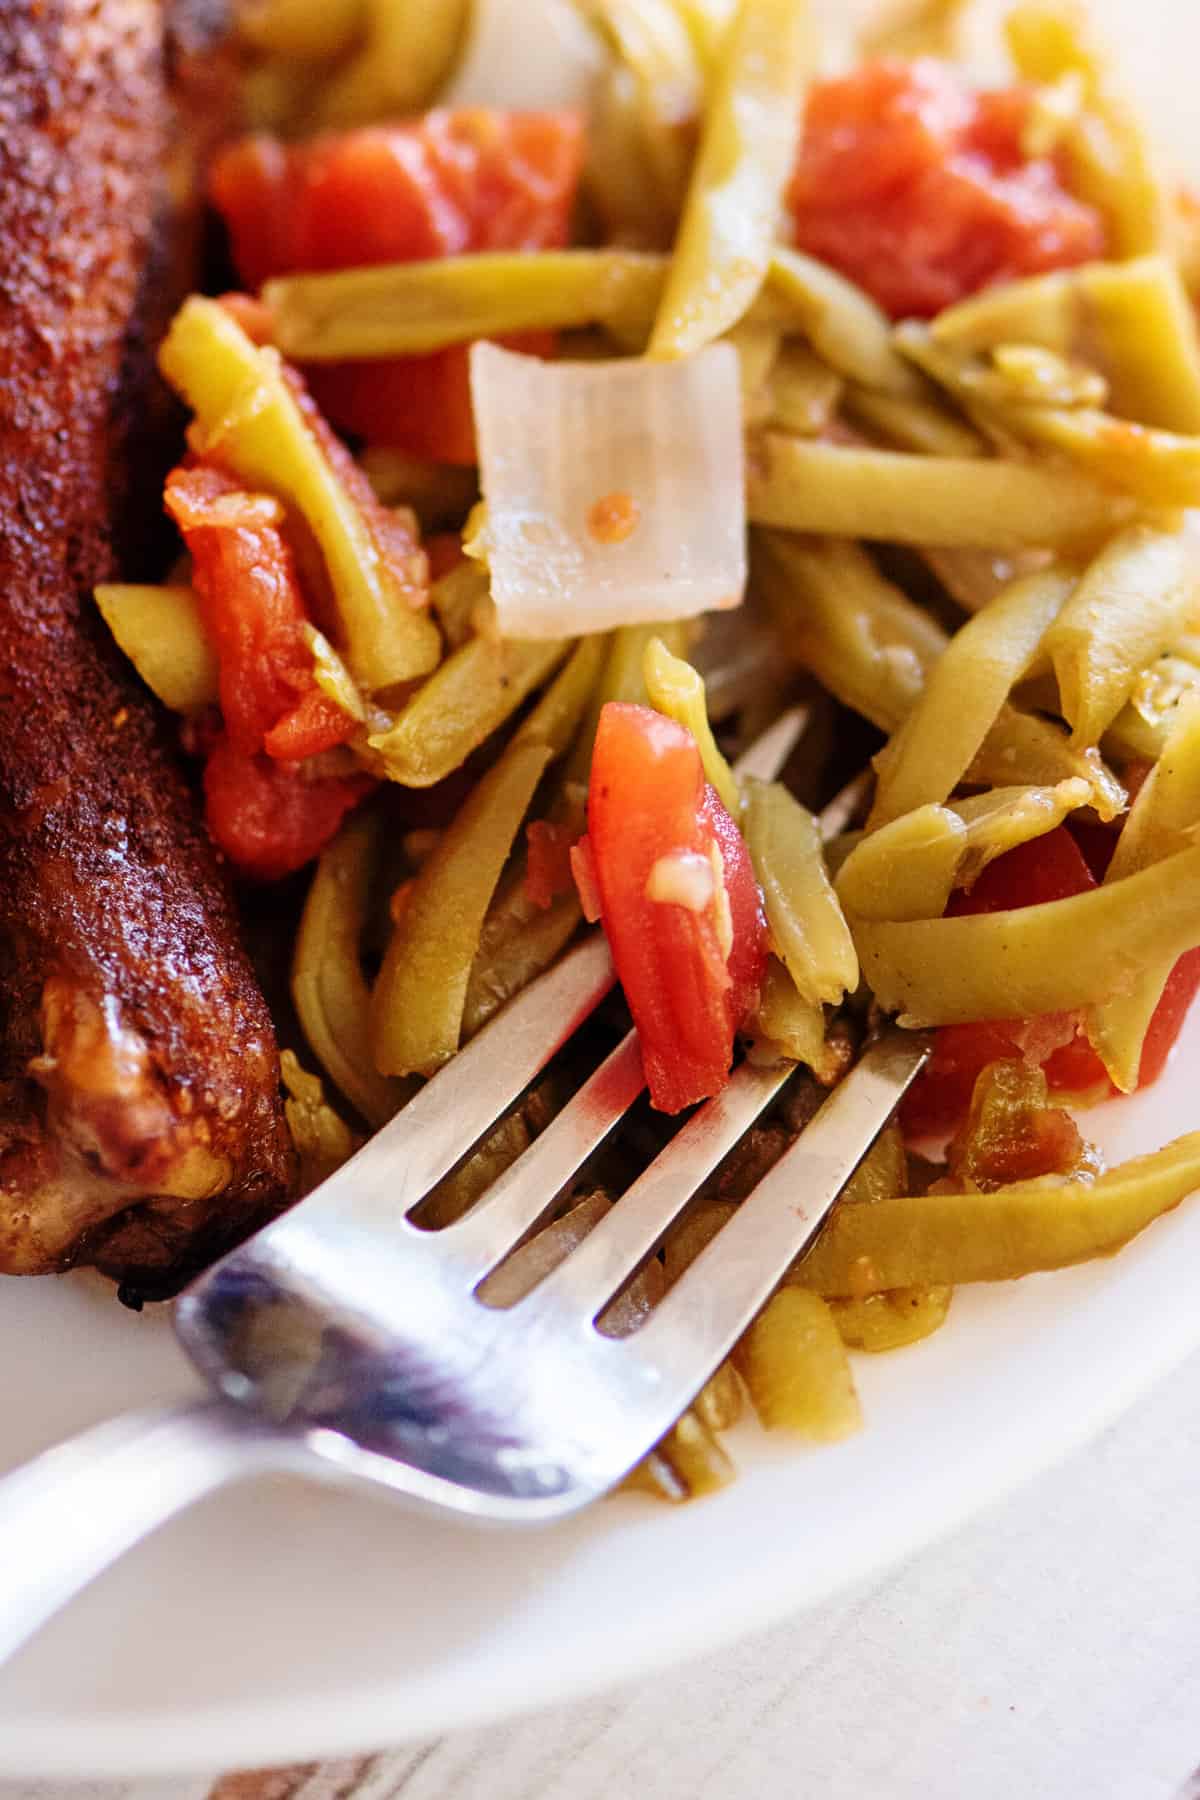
xmin=470 ymin=341 xmax=746 ymax=639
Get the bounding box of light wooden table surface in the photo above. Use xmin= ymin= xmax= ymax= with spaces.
xmin=4 ymin=1345 xmax=1199 ymax=1800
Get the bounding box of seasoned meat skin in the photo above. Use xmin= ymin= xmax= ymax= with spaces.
xmin=0 ymin=0 xmax=296 ymax=1286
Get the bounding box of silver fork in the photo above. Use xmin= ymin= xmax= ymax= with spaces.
xmin=0 ymin=714 xmax=928 ymax=1667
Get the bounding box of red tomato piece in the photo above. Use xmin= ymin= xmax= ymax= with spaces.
xmin=203 ymin=735 xmax=374 ymax=882
xmin=586 ymin=703 xmax=767 ymax=1113
xmin=788 ymin=59 xmax=1107 ymax=318
xmin=164 ymin=464 xmax=330 ymax=760
xmin=209 ymin=111 xmax=584 ymax=464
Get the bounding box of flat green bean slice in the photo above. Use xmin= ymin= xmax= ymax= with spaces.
xmin=967 ymin=707 xmax=1126 ymax=820
xmin=746 ymin=433 xmax=1132 ymax=550
xmin=313 ymin=0 xmax=469 ymax=126
xmin=793 ymin=1133 xmax=1200 ymax=1295
xmin=1105 ymin=654 xmax=1200 ymax=761
xmin=159 ymin=297 xmax=440 ymax=691
xmin=94 ymin=583 xmax=217 ymax=714
xmin=1044 ymin=525 xmax=1200 ymax=748
xmin=870 ymin=568 xmax=1075 ymax=826
xmin=368 ymin=636 xmax=569 ymax=787
xmin=828 ymin=1285 xmax=953 ymax=1352
xmin=837 ymin=780 xmax=1091 ymax=923
xmin=752 ymin=532 xmax=946 ymax=734
xmin=643 ymin=636 xmax=739 ymax=814
xmin=292 ymin=809 xmax=413 ymax=1127
xmin=747 ymin=956 xmax=839 ymax=1079
xmin=1088 ymin=697 xmax=1200 ymax=1088
xmin=581 ymin=0 xmax=703 ymax=213
xmin=371 ymin=739 xmax=553 ymax=1076
xmin=932 ymin=257 xmax=1200 ymax=436
xmin=462 ymin=893 xmax=583 ymax=1040
xmin=766 ymin=343 xmax=843 ymax=437
xmin=764 ymin=248 xmax=924 ymax=398
xmin=742 ymin=777 xmax=858 ymax=1006
xmin=429 ymin=560 xmax=491 ymax=651
xmin=852 ymin=842 xmax=1200 ymax=1025
xmin=844 ymin=385 xmax=985 ymax=458
xmin=265 ymin=250 xmax=669 ymax=361
xmin=648 ymin=0 xmax=812 ymax=358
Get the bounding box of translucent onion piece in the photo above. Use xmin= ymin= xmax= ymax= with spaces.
xmin=470 ymin=341 xmax=746 ymax=638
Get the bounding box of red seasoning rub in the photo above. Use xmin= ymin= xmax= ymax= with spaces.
xmin=0 ymin=0 xmax=294 ymax=1287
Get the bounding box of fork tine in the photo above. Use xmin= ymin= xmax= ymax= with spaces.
xmin=443 ymin=1032 xmax=646 ymax=1286
xmin=317 ymin=933 xmax=616 ymax=1225
xmin=615 ymin=1029 xmax=931 ymax=1423
xmin=516 ymin=1059 xmax=796 ymax=1327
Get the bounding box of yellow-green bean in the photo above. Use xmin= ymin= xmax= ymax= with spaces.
xmin=159 ymin=298 xmax=441 ymax=691
xmin=313 ymin=0 xmax=469 ymax=126
xmin=371 ymin=738 xmax=553 ymax=1075
xmin=869 ymin=568 xmax=1075 ymax=826
xmin=844 ymin=384 xmax=985 ymax=458
xmin=746 ymin=433 xmax=1132 ymax=550
xmin=766 ymin=343 xmax=843 ymax=437
xmin=94 ymin=584 xmax=218 ymax=713
xmin=742 ymin=777 xmax=858 ymax=1006
xmin=265 ymin=251 xmax=669 ymax=361
xmin=794 ymin=1133 xmax=1200 ymax=1295
xmin=643 ymin=636 xmax=739 ymax=814
xmin=765 ymin=247 xmax=924 ymax=397
xmin=292 ymin=809 xmax=413 ymax=1127
xmin=1044 ymin=525 xmax=1200 ymax=748
xmin=648 ymin=0 xmax=812 ymax=358
xmin=368 ymin=636 xmax=569 ymax=787
xmin=852 ymin=842 xmax=1200 ymax=1025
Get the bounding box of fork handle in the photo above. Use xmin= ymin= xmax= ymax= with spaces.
xmin=0 ymin=1400 xmax=300 ymax=1668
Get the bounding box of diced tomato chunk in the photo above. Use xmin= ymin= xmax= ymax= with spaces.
xmin=586 ymin=703 xmax=767 ymax=1113
xmin=204 ymin=735 xmax=373 ymax=882
xmin=903 ymin=826 xmax=1200 ymax=1138
xmin=209 ymin=110 xmax=584 ymax=463
xmin=788 ymin=59 xmax=1107 ymax=317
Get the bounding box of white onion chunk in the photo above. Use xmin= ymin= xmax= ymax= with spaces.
xmin=470 ymin=341 xmax=747 ymax=640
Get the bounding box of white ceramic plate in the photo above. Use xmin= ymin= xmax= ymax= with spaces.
xmin=2 ymin=0 xmax=1199 ymax=1778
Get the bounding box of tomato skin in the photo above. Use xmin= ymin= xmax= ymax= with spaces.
xmin=903 ymin=827 xmax=1200 ymax=1137
xmin=524 ymin=818 xmax=576 ymax=909
xmin=203 ymin=736 xmax=373 ymax=883
xmin=209 ymin=110 xmax=584 ymax=463
xmin=788 ymin=59 xmax=1107 ymax=318
xmin=587 ymin=703 xmax=766 ymax=1114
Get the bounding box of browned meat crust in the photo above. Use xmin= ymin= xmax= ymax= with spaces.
xmin=0 ymin=0 xmax=296 ymax=1287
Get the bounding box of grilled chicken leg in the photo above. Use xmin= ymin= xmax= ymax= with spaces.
xmin=0 ymin=0 xmax=295 ymax=1288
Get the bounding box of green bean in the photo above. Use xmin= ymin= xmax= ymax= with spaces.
xmin=923 ymin=548 xmax=1054 ymax=615
xmin=747 ymin=956 xmax=838 ymax=1079
xmin=371 ymin=738 xmax=553 ymax=1075
xmin=765 ymin=248 xmax=924 ymax=397
xmin=852 ymin=841 xmax=1200 ymax=1025
xmin=313 ymin=0 xmax=469 ymax=126
xmin=933 ymin=257 xmax=1200 ymax=435
xmin=235 ymin=0 xmax=366 ymax=59
xmin=1044 ymin=525 xmax=1200 ymax=748
xmin=93 ymin=583 xmax=218 ymax=713
xmin=746 ymin=433 xmax=1132 ymax=549
xmin=648 ymin=0 xmax=812 ymax=358
xmin=844 ymin=384 xmax=985 ymax=458
xmin=280 ymin=1052 xmax=360 ymax=1191
xmin=794 ymin=1132 xmax=1200 ymax=1295
xmin=742 ymin=777 xmax=858 ymax=1006
xmin=1089 ymin=697 xmax=1200 ymax=1088
xmin=429 ymin=559 xmax=491 ymax=651
xmin=643 ymin=636 xmax=739 ymax=814
xmin=463 ymin=893 xmax=583 ymax=1039
xmin=1105 ymin=654 xmax=1200 ymax=762
xmin=734 ymin=1288 xmax=862 ymax=1439
xmin=968 ymin=708 xmax=1127 ymax=820
xmin=751 ymin=533 xmax=946 ymax=734
xmin=765 ymin=343 xmax=843 ymax=437
xmin=159 ymin=298 xmax=441 ymax=691
xmin=368 ymin=635 xmax=569 ymax=787
xmin=728 ymin=321 xmax=784 ymax=426
xmin=1005 ymin=3 xmax=1172 ymax=258
xmin=828 ymin=1285 xmax=953 ymax=1352
xmin=869 ymin=568 xmax=1075 ymax=826
xmin=292 ymin=809 xmax=413 ymax=1127
xmin=581 ymin=0 xmax=703 ymax=215
xmin=837 ymin=781 xmax=1091 ymax=923
xmin=265 ymin=251 xmax=669 ymax=362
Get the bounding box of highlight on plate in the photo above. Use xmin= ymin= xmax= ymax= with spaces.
xmin=14 ymin=0 xmax=1200 ymax=1500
